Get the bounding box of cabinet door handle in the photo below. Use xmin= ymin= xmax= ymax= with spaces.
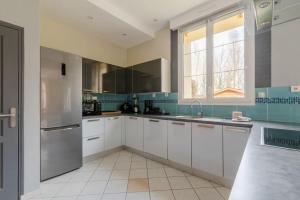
xmin=172 ymin=122 xmax=185 ymax=126
xmin=87 ymin=119 xmax=100 ymax=122
xmin=149 ymin=119 xmax=159 ymax=123
xmin=129 ymin=117 xmax=138 ymax=120
xmin=197 ymin=124 xmax=215 ymax=129
xmin=87 ymin=136 xmax=100 ymax=141
xmin=224 ymin=126 xmax=249 ymax=133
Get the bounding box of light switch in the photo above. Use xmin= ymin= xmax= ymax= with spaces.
xmin=152 ymin=93 xmax=156 ymax=98
xmin=291 ymin=86 xmax=300 ymax=93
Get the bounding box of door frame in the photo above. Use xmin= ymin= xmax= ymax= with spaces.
xmin=0 ymin=20 xmax=24 ymax=198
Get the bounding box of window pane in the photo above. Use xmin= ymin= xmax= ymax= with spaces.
xmin=213 ymin=11 xmax=245 ymax=98
xmin=184 ymin=76 xmax=206 ymax=99
xmin=183 ymin=25 xmax=207 ymax=98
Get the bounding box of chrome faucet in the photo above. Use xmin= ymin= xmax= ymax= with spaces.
xmin=190 ymin=100 xmax=203 ymax=118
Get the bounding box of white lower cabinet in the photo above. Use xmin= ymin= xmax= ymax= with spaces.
xmin=104 ymin=116 xmax=122 ymax=150
xmin=144 ymin=118 xmax=168 ymax=159
xmin=83 ymin=136 xmax=104 ymax=157
xmin=125 ymin=116 xmax=144 ymax=151
xmin=167 ymin=121 xmax=191 ymax=167
xmin=82 ymin=118 xmax=104 ymax=138
xmin=82 ymin=118 xmax=105 ymax=157
xmin=223 ymin=126 xmax=250 ymax=180
xmin=192 ymin=123 xmax=223 ymax=177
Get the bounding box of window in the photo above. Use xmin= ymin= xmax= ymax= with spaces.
xmin=178 ymin=8 xmax=255 ymax=105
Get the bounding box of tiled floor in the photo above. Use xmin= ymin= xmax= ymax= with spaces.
xmin=28 ymin=150 xmax=230 ymax=200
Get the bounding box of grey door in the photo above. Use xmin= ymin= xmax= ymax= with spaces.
xmin=0 ymin=23 xmax=22 ymax=200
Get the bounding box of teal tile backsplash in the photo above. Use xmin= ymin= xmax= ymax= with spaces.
xmin=87 ymin=86 xmax=300 ymax=124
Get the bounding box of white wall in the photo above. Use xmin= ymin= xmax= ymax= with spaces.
xmin=40 ymin=14 xmax=127 ymax=67
xmin=272 ymin=18 xmax=300 ymax=87
xmin=127 ymin=28 xmax=171 ymax=67
xmin=0 ymin=0 xmax=40 ymax=194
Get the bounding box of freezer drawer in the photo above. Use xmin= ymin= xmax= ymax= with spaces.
xmin=41 ymin=125 xmax=82 ymax=181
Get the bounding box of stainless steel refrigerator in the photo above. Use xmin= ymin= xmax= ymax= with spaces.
xmin=40 ymin=47 xmax=82 ymax=181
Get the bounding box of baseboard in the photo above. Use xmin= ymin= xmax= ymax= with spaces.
xmin=124 ymin=146 xmax=233 ymax=188
xmin=20 ymin=189 xmax=40 ymax=200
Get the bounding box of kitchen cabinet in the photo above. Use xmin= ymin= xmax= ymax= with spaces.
xmin=82 ymin=118 xmax=104 ymax=139
xmin=104 ymin=116 xmax=122 ymax=150
xmin=223 ymin=126 xmax=250 ymax=180
xmin=125 ymin=116 xmax=144 ymax=151
xmin=121 ymin=116 xmax=126 ymax=145
xmin=192 ymin=123 xmax=223 ymax=177
xmin=83 ymin=136 xmax=104 ymax=157
xmin=132 ymin=58 xmax=170 ymax=93
xmin=144 ymin=118 xmax=168 ymax=159
xmin=82 ymin=118 xmax=105 ymax=157
xmin=116 ymin=67 xmax=132 ymax=94
xmin=167 ymin=121 xmax=192 ymax=167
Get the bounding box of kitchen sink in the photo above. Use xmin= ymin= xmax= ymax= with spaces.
xmin=261 ymin=127 xmax=300 ymax=151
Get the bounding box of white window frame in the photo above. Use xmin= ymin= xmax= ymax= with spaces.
xmin=178 ymin=4 xmax=255 ymax=105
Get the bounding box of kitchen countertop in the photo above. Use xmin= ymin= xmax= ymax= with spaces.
xmin=82 ymin=113 xmax=253 ymax=128
xmin=229 ymin=121 xmax=300 ymax=200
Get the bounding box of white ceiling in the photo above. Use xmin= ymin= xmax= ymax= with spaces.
xmin=40 ymin=0 xmax=210 ymax=48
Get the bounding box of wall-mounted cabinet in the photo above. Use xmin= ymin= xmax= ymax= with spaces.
xmin=83 ymin=58 xmax=169 ymax=94
xmin=82 ymin=58 xmax=126 ymax=94
xmin=132 ymin=58 xmax=170 ymax=93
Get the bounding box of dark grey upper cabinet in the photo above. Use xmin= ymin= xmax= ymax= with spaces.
xmin=83 ymin=58 xmax=119 ymax=93
xmin=116 ymin=67 xmax=132 ymax=94
xmin=83 ymin=58 xmax=170 ymax=94
xmin=132 ymin=58 xmax=170 ymax=93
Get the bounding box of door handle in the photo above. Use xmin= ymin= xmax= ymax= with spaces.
xmin=197 ymin=124 xmax=215 ymax=129
xmin=0 ymin=107 xmax=16 ymax=128
xmin=149 ymin=119 xmax=159 ymax=123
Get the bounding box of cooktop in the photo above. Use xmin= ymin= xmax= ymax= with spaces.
xmin=261 ymin=127 xmax=300 ymax=151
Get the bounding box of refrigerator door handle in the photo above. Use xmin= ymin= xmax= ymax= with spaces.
xmin=42 ymin=124 xmax=80 ymax=132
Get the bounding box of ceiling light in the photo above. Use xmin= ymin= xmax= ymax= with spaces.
xmin=153 ymin=18 xmax=158 ymax=22
xmin=122 ymin=33 xmax=127 ymax=36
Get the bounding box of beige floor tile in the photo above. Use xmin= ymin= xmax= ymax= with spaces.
xmin=164 ymin=168 xmax=185 ymax=177
xmin=31 ymin=183 xmax=64 ymax=198
xmin=130 ymin=161 xmax=147 ymax=169
xmin=126 ymin=192 xmax=150 ymax=200
xmin=69 ymin=171 xmax=94 ymax=182
xmin=146 ymin=160 xmax=164 ymax=169
xmin=149 ymin=178 xmax=171 ymax=191
xmin=98 ymin=162 xmax=116 ymax=170
xmin=195 ymin=188 xmax=223 ymax=200
xmin=52 ymin=197 xmax=77 ymax=200
xmin=132 ymin=155 xmax=146 ymax=162
xmin=101 ymin=193 xmax=126 ymax=200
xmin=105 ymin=180 xmax=128 ymax=194
xmin=168 ymin=177 xmax=192 ymax=190
xmin=148 ymin=168 xmax=166 ymax=178
xmin=216 ymin=187 xmax=231 ymax=200
xmin=150 ymin=190 xmax=175 ymax=200
xmin=90 ymin=170 xmax=112 ymax=181
xmin=187 ymin=176 xmax=213 ymax=188
xmin=172 ymin=189 xmax=199 ymax=200
xmin=80 ymin=181 xmax=107 ymax=195
xmin=110 ymin=170 xmax=130 ymax=180
xmin=114 ymin=162 xmax=131 ymax=170
xmin=127 ymin=178 xmax=149 ymax=192
xmin=56 ymin=182 xmax=86 ymax=197
xmin=129 ymin=169 xmax=147 ymax=179
xmin=77 ymin=195 xmax=102 ymax=200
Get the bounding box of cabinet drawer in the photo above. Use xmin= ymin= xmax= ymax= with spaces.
xmin=82 ymin=136 xmax=104 ymax=157
xmin=82 ymin=118 xmax=104 ymax=138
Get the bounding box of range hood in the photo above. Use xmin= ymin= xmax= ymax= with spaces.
xmin=254 ymin=0 xmax=300 ymax=31
xmin=253 ymin=0 xmax=273 ymax=31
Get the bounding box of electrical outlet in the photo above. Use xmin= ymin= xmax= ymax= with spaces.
xmin=257 ymin=92 xmax=266 ymax=98
xmin=165 ymin=93 xmax=168 ymax=97
xmin=152 ymin=93 xmax=156 ymax=98
xmin=291 ymin=86 xmax=300 ymax=93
